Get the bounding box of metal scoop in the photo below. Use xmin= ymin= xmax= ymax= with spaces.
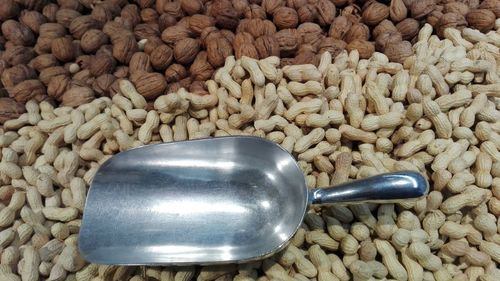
xmin=79 ymin=136 xmax=428 ymax=265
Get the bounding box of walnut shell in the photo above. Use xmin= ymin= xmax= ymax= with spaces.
xmin=161 ymin=25 xmax=193 ymax=45
xmin=56 ymin=8 xmax=81 ymax=28
xmin=47 ymin=74 xmax=70 ymax=100
xmin=130 ymin=71 xmax=167 ymax=100
xmin=190 ymin=51 xmax=214 ymax=81
xmin=344 ymin=22 xmax=370 ymax=43
xmin=39 ymin=66 xmax=68 ymax=85
xmin=92 ymin=73 xmax=116 ymax=96
xmin=297 ymin=22 xmax=323 ymax=47
xmin=29 ymin=54 xmax=58 ymax=71
xmin=1 ymin=19 xmax=35 ymax=46
xmin=255 ymin=35 xmax=280 ymax=59
xmin=235 ymin=43 xmax=259 ymax=59
xmin=140 ymin=8 xmax=159 ymax=24
xmin=112 ymin=35 xmax=138 ymax=64
xmin=297 ymin=4 xmax=317 ymax=23
xmin=0 ymin=0 xmax=20 ymax=22
xmin=328 ymin=16 xmax=352 ymax=39
xmin=274 ymin=28 xmax=299 ymax=55
xmin=207 ymin=36 xmax=233 ymax=67
xmin=245 ymin=4 xmax=267 ymax=19
xmin=89 ymin=53 xmax=116 ymax=76
xmin=318 ymin=37 xmax=346 ymax=58
xmin=180 ymin=0 xmax=203 ymax=15
xmin=479 ymin=0 xmax=500 ymax=17
xmin=0 ymin=97 xmax=25 ymax=124
xmin=91 ymin=2 xmax=120 ymax=24
xmin=426 ymin=10 xmax=443 ymax=28
xmin=165 ymin=63 xmax=187 ymax=83
xmin=396 ymin=18 xmax=419 ymax=41
xmin=466 ymin=9 xmax=496 ymax=33
xmin=189 ymin=14 xmax=215 ymax=34
xmin=372 ymin=19 xmax=398 ymax=39
xmin=61 ymin=86 xmax=95 ymax=107
xmin=375 ymin=31 xmax=402 ymax=52
xmin=443 ymin=2 xmax=470 ymax=17
xmin=410 ymin=0 xmax=436 ymax=19
xmin=385 ymin=40 xmax=413 ymax=63
xmin=143 ymin=36 xmax=164 ymax=54
xmin=150 ymin=44 xmax=174 ymax=71
xmin=19 ymin=10 xmax=47 ymax=33
xmin=362 ymin=1 xmax=389 ymax=26
xmin=80 ymin=29 xmax=109 ymax=53
xmin=8 ymin=79 xmax=46 ymax=102
xmin=316 ymin=0 xmax=336 ymax=26
xmin=262 ymin=0 xmax=285 ymax=14
xmin=42 ymin=3 xmax=58 ymax=22
xmin=39 ymin=23 xmax=66 ymax=39
xmin=273 ymin=7 xmax=299 ymax=29
xmin=1 ymin=64 xmax=36 ymax=88
xmin=389 ymin=0 xmax=407 ymax=22
xmin=133 ymin=23 xmax=159 ymax=40
xmin=51 ymin=37 xmax=75 ymax=62
xmin=69 ymin=15 xmax=101 ymax=39
xmin=129 ymin=52 xmax=152 ymax=74
xmin=173 ymin=38 xmax=200 ymax=64
xmin=346 ymin=40 xmax=375 ymax=59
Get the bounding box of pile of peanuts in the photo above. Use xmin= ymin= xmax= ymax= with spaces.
xmin=1 ymin=21 xmax=500 ymax=281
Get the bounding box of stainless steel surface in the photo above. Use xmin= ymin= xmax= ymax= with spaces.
xmin=79 ymin=136 xmax=429 ymax=265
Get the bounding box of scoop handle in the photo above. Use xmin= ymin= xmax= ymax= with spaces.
xmin=308 ymin=171 xmax=429 ymax=205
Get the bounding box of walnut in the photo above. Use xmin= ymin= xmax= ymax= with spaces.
xmin=42 ymin=3 xmax=58 ymax=22
xmin=1 ymin=19 xmax=35 ymax=46
xmin=47 ymin=74 xmax=70 ymax=100
xmin=173 ymin=38 xmax=200 ymax=64
xmin=165 ymin=63 xmax=187 ymax=83
xmin=133 ymin=23 xmax=159 ymax=40
xmin=207 ymin=36 xmax=233 ymax=67
xmin=39 ymin=22 xmax=66 ymax=38
xmin=143 ymin=36 xmax=164 ymax=54
xmin=90 ymin=53 xmax=116 ymax=76
xmin=0 ymin=97 xmax=25 ymax=124
xmin=159 ymin=14 xmax=177 ymax=31
xmin=69 ymin=15 xmax=101 ymax=39
xmin=372 ymin=19 xmax=398 ymax=39
xmin=0 ymin=0 xmax=20 ymax=22
xmin=114 ymin=66 xmax=129 ymax=78
xmin=346 ymin=40 xmax=375 ymax=59
xmin=375 ymin=31 xmax=402 ymax=51
xmin=51 ymin=37 xmax=75 ymax=62
xmin=161 ymin=25 xmax=193 ymax=45
xmin=235 ymin=43 xmax=259 ymax=59
xmin=8 ymin=79 xmax=46 ymax=103
xmin=212 ymin=4 xmax=239 ymax=30
xmin=150 ymin=44 xmax=174 ymax=71
xmin=410 ymin=0 xmax=436 ymax=19
xmin=286 ymin=0 xmax=307 ymax=10
xmin=396 ymin=18 xmax=419 ymax=41
xmin=92 ymin=73 xmax=116 ymax=96
xmin=318 ymin=37 xmax=346 ymax=58
xmin=112 ymin=35 xmax=138 ymax=64
xmin=362 ymin=1 xmax=389 ymax=26
xmin=29 ymin=54 xmax=58 ymax=71
xmin=56 ymin=8 xmax=81 ymax=28
xmin=130 ymin=71 xmax=167 ymax=100
xmin=443 ymin=2 xmax=470 ymax=17
xmin=297 ymin=22 xmax=323 ymax=47
xmin=80 ymin=29 xmax=109 ymax=53
xmin=180 ymin=0 xmax=203 ymax=15
xmin=189 ymin=15 xmax=216 ymax=34
xmin=4 ymin=46 xmax=35 ymax=66
xmin=389 ymin=0 xmax=407 ymax=22
xmin=262 ymin=0 xmax=285 ymax=14
xmin=39 ymin=66 xmax=68 ymax=85
xmin=328 ymin=16 xmax=352 ymax=39
xmin=140 ymin=8 xmax=159 ymax=24
xmin=273 ymin=7 xmax=299 ymax=29
xmin=91 ymin=2 xmax=120 ymax=24
xmin=297 ymin=5 xmax=317 ymax=23
xmin=255 ymin=35 xmax=280 ymax=58
xmin=479 ymin=0 xmax=500 ymax=17
xmin=436 ymin=12 xmax=467 ymax=37
xmin=103 ymin=21 xmax=133 ymax=42
xmin=274 ymin=28 xmax=299 ymax=55
xmin=19 ymin=10 xmax=47 ymax=33
xmin=163 ymin=1 xmax=184 ymax=18
xmin=220 ymin=30 xmax=235 ymax=44
xmin=189 ymin=80 xmax=207 ymax=95
xmin=466 ymin=9 xmax=496 ymax=32
xmin=294 ymin=46 xmax=318 ymax=65
xmin=121 ymin=4 xmax=142 ymax=27
xmin=190 ymin=51 xmax=214 ymax=81
xmin=344 ymin=22 xmax=370 ymax=43
xmin=233 ymin=32 xmax=255 ymax=54
xmin=316 ymin=0 xmax=336 ymax=26
xmin=129 ymin=52 xmax=152 ymax=74
xmin=1 ymin=64 xmax=36 ymax=88
xmin=426 ymin=10 xmax=443 ymax=28
xmin=385 ymin=40 xmax=413 ymax=64
xmin=244 ymin=4 xmax=267 ymax=19
xmin=61 ymin=86 xmax=95 ymax=107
